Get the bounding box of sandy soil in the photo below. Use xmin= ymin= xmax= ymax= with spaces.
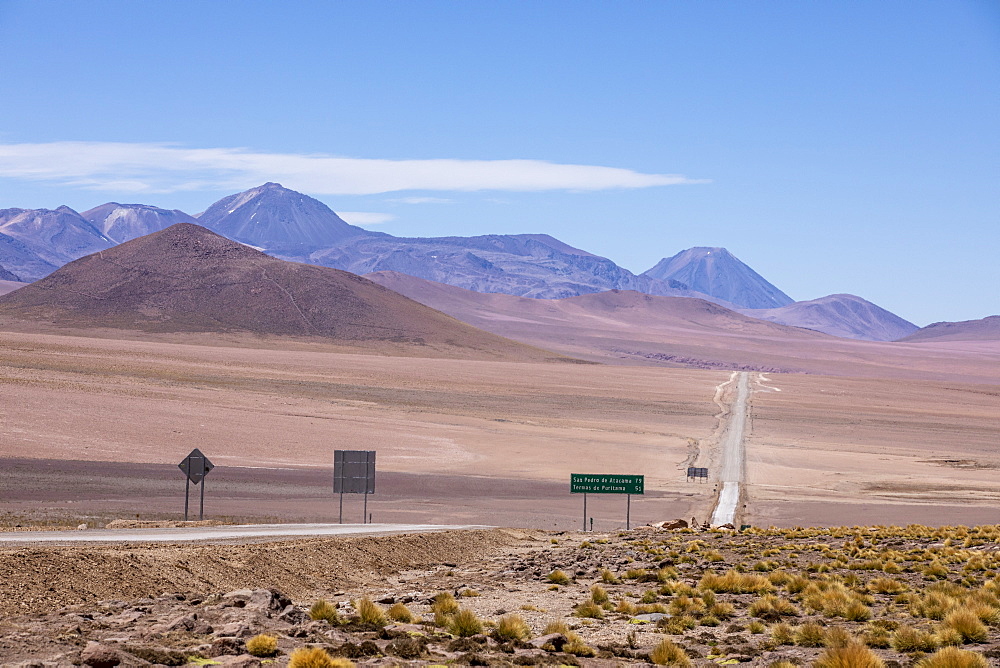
xmin=2 ymin=329 xmax=998 ymax=530
xmin=745 ymin=373 xmax=1000 ymax=527
xmin=0 ymin=331 xmax=722 ymax=529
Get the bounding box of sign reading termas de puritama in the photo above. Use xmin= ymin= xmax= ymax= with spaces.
xmin=570 ymin=473 xmax=644 ymax=531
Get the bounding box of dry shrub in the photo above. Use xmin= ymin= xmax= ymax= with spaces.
xmin=649 ymin=637 xmax=691 ymax=666
xmin=708 ymin=601 xmax=735 ymax=619
xmin=575 ymin=601 xmax=604 ymax=619
xmin=542 ymin=620 xmax=569 ymax=635
xmin=768 ymin=663 xmax=797 ymax=668
xmin=942 ymin=609 xmax=989 ymax=643
xmin=668 ymin=595 xmax=704 ymax=616
xmin=288 ymin=647 xmax=353 ymax=668
xmin=246 ymin=633 xmax=278 ymax=657
xmin=432 ymin=591 xmax=460 ymax=614
xmin=891 ymin=625 xmax=938 ymax=652
xmin=749 ymin=594 xmax=799 ymax=621
xmin=309 ymin=599 xmax=339 ymax=624
xmin=563 ymin=631 xmax=596 ymax=657
xmin=616 ymin=599 xmax=638 ymax=615
xmin=600 ymin=568 xmax=620 ymax=584
xmin=748 ymin=620 xmax=766 ymax=634
xmin=923 ymin=561 xmax=950 ymax=580
xmin=914 ymin=646 xmax=989 ymax=668
xmin=590 ymin=584 xmax=609 ymax=604
xmin=386 ymin=602 xmax=413 ymax=623
xmin=547 ymin=569 xmax=571 ymax=585
xmin=493 ymin=614 xmax=531 ymax=641
xmin=355 ymin=597 xmax=386 ymax=626
xmin=794 ymin=622 xmax=826 ymax=647
xmin=813 ymin=643 xmax=885 ymax=668
xmin=823 ymin=626 xmax=853 ymax=648
xmin=448 ymin=608 xmax=483 ymax=637
xmin=700 ymin=570 xmax=773 ymax=594
xmin=868 ymin=577 xmax=907 ymax=594
xmin=770 ymin=622 xmax=795 ymax=645
xmin=659 ymin=614 xmax=696 ymax=634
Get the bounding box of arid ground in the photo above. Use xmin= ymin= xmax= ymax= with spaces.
xmin=1 ymin=329 xmax=998 ymax=530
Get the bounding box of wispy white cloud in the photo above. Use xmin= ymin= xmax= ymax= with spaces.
xmin=0 ymin=141 xmax=708 ymax=195
xmin=390 ymin=196 xmax=456 ymax=204
xmin=337 ymin=211 xmax=396 ymax=225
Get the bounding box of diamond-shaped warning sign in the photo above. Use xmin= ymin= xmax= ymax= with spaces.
xmin=178 ymin=448 xmax=214 ymax=485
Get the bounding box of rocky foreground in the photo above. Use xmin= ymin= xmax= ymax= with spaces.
xmin=3 ymin=525 xmax=1000 ymax=666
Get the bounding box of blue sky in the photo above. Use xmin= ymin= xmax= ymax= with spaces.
xmin=0 ymin=1 xmax=996 ymax=325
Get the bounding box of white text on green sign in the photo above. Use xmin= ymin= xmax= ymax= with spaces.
xmin=570 ymin=474 xmax=644 ymax=494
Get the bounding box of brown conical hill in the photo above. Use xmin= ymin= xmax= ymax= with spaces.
xmin=0 ymin=223 xmax=560 ymax=360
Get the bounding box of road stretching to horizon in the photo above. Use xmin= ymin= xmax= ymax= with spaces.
xmin=0 ymin=523 xmax=493 ymax=545
xmin=711 ymin=371 xmax=750 ymax=527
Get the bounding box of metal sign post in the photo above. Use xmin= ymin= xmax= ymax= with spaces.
xmin=333 ymin=450 xmax=376 ymax=524
xmin=570 ymin=474 xmax=644 ymax=531
xmin=178 ymin=448 xmax=214 ymax=521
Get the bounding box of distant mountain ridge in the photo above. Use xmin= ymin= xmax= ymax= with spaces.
xmin=644 ymin=247 xmax=794 ymax=309
xmin=0 ymin=183 xmax=932 ymax=340
xmin=899 ymin=315 xmax=1000 ymax=342
xmin=0 ymin=206 xmax=113 ymax=280
xmin=0 ymin=223 xmax=554 ymax=361
xmin=83 ymin=202 xmax=198 ymax=244
xmin=743 ymin=294 xmax=918 ymax=341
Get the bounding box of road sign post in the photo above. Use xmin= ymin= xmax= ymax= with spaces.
xmin=570 ymin=474 xmax=644 ymax=531
xmin=178 ymin=448 xmax=214 ymax=521
xmin=334 ymin=450 xmax=376 ymax=524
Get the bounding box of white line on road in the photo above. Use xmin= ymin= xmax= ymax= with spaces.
xmin=0 ymin=523 xmax=493 ymax=545
xmin=711 ymin=371 xmax=750 ymax=527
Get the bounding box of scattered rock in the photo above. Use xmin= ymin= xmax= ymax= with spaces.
xmin=529 ymin=633 xmax=567 ymax=652
xmin=81 ymin=642 xmax=122 ymax=668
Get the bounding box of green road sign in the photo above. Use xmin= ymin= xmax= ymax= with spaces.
xmin=571 ymin=474 xmax=644 ymax=495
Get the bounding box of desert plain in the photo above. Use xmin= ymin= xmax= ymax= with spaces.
xmin=1 ymin=322 xmax=998 ymax=530
xmin=2 ymin=264 xmax=1000 ymax=666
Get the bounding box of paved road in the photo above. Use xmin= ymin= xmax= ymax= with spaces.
xmin=0 ymin=523 xmax=493 ymax=545
xmin=710 ymin=371 xmax=750 ymax=526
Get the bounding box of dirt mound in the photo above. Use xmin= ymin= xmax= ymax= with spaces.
xmin=0 ymin=224 xmax=558 ymax=360
xmin=0 ymin=528 xmax=518 ymax=617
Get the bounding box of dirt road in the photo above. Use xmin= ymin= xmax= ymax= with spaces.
xmin=711 ymin=371 xmax=750 ymax=526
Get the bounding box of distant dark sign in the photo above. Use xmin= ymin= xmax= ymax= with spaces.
xmin=570 ymin=474 xmax=644 ymax=495
xmin=334 ymin=450 xmax=376 ymax=494
xmin=687 ymin=467 xmax=708 ymax=480
xmin=178 ymin=448 xmax=214 ymax=485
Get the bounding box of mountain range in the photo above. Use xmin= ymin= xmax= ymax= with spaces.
xmin=0 ymin=223 xmax=553 ymax=361
xmin=2 ymin=181 xmax=990 ymax=342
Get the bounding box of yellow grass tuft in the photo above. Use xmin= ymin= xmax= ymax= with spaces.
xmin=288 ymin=647 xmax=353 ymax=668
xmin=309 ymin=599 xmax=339 ymax=624
xmin=547 ymin=569 xmax=571 ymax=585
xmin=813 ymin=643 xmax=885 ymax=668
xmin=354 ymin=597 xmax=387 ymax=626
xmin=493 ymin=614 xmax=531 ymax=641
xmin=942 ymin=609 xmax=989 ymax=643
xmin=448 ymin=608 xmax=484 ymax=637
xmin=386 ymin=602 xmax=414 ymax=623
xmin=914 ymin=646 xmax=989 ymax=668
xmin=245 ymin=633 xmax=278 ymax=657
xmin=648 ymin=638 xmax=691 ymax=666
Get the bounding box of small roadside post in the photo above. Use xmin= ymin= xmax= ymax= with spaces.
xmin=333 ymin=450 xmax=376 ymax=524
xmin=570 ymin=474 xmax=644 ymax=530
xmin=178 ymin=448 xmax=214 ymax=521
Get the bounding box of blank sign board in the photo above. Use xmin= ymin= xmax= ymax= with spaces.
xmin=333 ymin=450 xmax=375 ymax=494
